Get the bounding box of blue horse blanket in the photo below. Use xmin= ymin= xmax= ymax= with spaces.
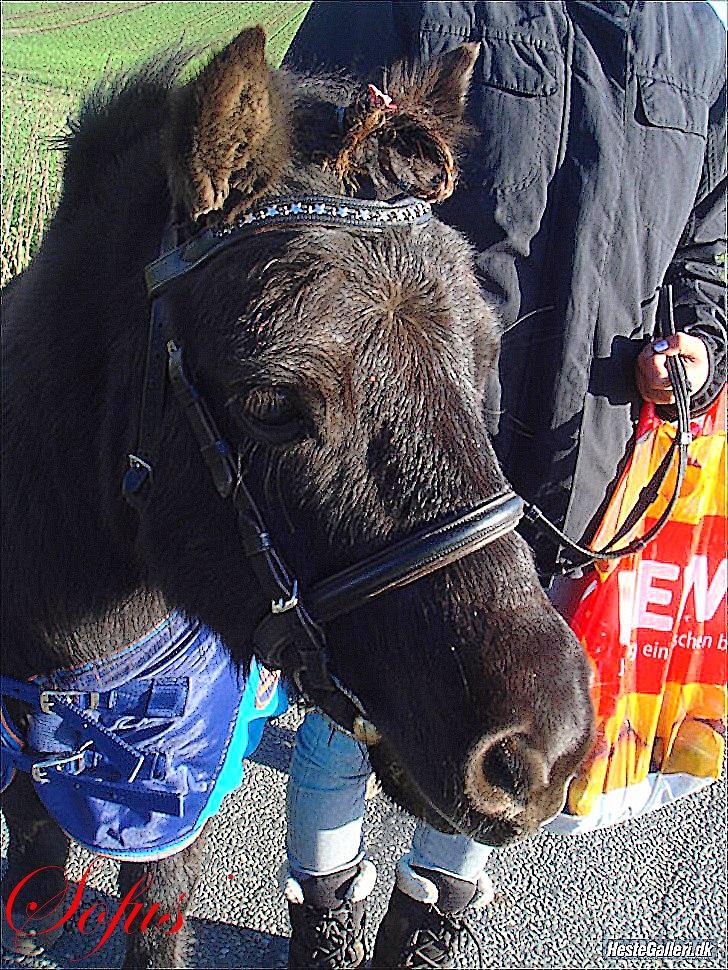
xmin=0 ymin=612 xmax=287 ymax=861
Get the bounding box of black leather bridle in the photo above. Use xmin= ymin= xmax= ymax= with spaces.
xmin=122 ymin=195 xmax=525 ymax=738
xmin=123 ymin=193 xmax=691 ymax=737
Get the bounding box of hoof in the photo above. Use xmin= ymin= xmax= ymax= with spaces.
xmin=1 ymin=914 xmax=65 ymax=957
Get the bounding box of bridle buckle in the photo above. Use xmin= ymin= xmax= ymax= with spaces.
xmin=127 ymin=454 xmax=152 ymax=475
xmin=271 ymin=580 xmax=299 ymax=615
xmin=122 ymin=454 xmax=154 ymax=509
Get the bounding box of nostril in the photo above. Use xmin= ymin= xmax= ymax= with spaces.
xmin=465 ymin=731 xmax=552 ymax=820
xmin=481 ymin=736 xmax=528 ymax=800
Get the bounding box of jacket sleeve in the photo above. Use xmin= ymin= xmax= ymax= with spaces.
xmin=663 ymin=77 xmax=727 ymax=417
xmin=283 ymin=0 xmax=406 ymax=78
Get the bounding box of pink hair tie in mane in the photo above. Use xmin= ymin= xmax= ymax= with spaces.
xmin=367 ymin=83 xmax=398 ymax=113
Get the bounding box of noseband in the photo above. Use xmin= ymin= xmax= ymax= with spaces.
xmin=122 ymin=195 xmax=524 ymax=737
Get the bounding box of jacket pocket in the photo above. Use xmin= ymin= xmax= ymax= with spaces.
xmin=468 ymin=37 xmax=562 ymax=192
xmin=633 ymin=74 xmax=708 ymax=286
xmin=637 ymin=75 xmax=709 ymax=136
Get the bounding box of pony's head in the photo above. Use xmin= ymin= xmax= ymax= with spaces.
xmin=127 ymin=28 xmax=594 ymax=844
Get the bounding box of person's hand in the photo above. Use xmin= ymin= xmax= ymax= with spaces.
xmin=636 ymin=332 xmax=709 ymax=405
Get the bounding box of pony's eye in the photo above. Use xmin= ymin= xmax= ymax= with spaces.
xmin=245 ymin=386 xmax=297 ymax=426
xmin=234 ymin=386 xmax=310 ymax=445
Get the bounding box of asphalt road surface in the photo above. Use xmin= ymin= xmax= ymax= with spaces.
xmin=1 ymin=706 xmax=726 ymax=970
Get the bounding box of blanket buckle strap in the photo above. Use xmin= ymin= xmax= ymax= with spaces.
xmin=31 ymin=741 xmax=94 ymax=784
xmin=39 ymin=690 xmax=100 ymax=714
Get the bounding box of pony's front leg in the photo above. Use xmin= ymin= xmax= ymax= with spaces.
xmin=119 ymin=830 xmax=207 ymax=970
xmin=0 ymin=772 xmax=70 ymax=956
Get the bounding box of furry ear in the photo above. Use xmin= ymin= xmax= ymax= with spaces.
xmin=390 ymin=43 xmax=481 ymax=134
xmin=333 ymin=43 xmax=480 ymax=202
xmin=164 ymin=27 xmax=289 ymax=223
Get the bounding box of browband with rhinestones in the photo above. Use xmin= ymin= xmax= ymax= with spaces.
xmin=145 ymin=195 xmax=432 ymax=298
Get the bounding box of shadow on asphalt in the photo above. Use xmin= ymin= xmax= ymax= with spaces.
xmin=190 ymin=919 xmax=288 ymax=968
xmin=247 ymin=720 xmax=295 ymax=774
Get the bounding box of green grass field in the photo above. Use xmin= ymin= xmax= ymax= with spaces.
xmin=1 ymin=1 xmax=310 ymax=284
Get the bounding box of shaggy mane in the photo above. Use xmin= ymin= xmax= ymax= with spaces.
xmin=57 ymin=48 xmax=197 ymax=207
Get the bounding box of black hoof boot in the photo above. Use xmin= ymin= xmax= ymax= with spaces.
xmin=372 ymin=858 xmax=493 ymax=969
xmin=286 ymin=861 xmax=375 ymax=969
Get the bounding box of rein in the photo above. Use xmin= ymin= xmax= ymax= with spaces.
xmin=123 ymin=195 xmax=524 ymax=739
xmin=523 ymin=285 xmax=692 ymax=570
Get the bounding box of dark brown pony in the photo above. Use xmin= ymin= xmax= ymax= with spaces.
xmin=1 ymin=28 xmax=594 ymax=968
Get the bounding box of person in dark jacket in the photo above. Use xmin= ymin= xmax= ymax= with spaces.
xmin=281 ymin=3 xmax=727 ymax=967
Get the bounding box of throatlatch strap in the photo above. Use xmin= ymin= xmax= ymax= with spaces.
xmin=122 ymin=289 xmax=171 ymax=509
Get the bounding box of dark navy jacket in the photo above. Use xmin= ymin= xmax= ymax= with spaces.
xmin=286 ymin=1 xmax=727 ymax=574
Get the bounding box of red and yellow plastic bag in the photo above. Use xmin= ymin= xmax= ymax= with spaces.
xmin=551 ymin=388 xmax=726 ymax=833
